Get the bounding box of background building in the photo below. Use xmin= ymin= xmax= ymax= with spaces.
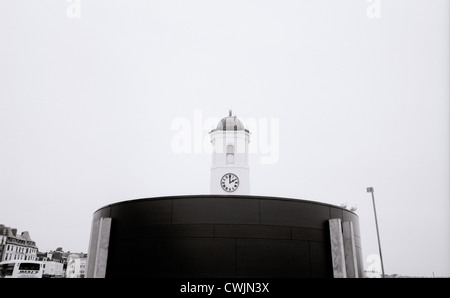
xmin=0 ymin=224 xmax=38 ymax=262
xmin=37 ymin=248 xmax=87 ymax=278
xmin=66 ymin=253 xmax=87 ymax=278
xmin=0 ymin=225 xmax=7 ymax=261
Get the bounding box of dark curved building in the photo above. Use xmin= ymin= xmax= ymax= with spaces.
xmin=85 ymin=195 xmax=364 ymax=278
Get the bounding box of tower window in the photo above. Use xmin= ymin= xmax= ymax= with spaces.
xmin=226 ymin=145 xmax=234 ymax=164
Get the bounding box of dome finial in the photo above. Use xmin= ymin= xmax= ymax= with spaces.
xmin=229 ymin=109 xmax=232 ymax=117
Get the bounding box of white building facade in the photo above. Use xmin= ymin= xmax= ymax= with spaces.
xmin=66 ymin=253 xmax=87 ymax=278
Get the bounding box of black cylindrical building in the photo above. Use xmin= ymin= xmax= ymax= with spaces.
xmin=86 ymin=195 xmax=363 ymax=278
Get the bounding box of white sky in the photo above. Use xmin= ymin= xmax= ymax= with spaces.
xmin=0 ymin=0 xmax=448 ymax=277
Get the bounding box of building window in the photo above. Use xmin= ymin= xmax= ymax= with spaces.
xmin=226 ymin=145 xmax=234 ymax=164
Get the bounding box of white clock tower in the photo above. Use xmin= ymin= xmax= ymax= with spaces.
xmin=210 ymin=111 xmax=250 ymax=195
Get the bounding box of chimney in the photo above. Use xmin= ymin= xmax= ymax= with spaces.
xmin=21 ymin=231 xmax=31 ymax=241
xmin=11 ymin=228 xmax=17 ymax=237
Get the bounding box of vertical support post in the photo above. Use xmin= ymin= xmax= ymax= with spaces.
xmin=342 ymin=221 xmax=359 ymax=278
xmin=86 ymin=217 xmax=112 ymax=278
xmin=93 ymin=217 xmax=112 ymax=278
xmin=85 ymin=217 xmax=100 ymax=278
xmin=357 ymin=247 xmax=364 ymax=278
xmin=329 ymin=218 xmax=346 ymax=278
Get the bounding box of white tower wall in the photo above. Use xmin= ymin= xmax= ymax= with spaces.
xmin=209 ymin=122 xmax=250 ymax=195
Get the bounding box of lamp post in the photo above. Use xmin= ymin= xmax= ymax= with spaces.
xmin=366 ymin=187 xmax=385 ymax=278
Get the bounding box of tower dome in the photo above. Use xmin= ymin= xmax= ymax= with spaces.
xmin=212 ymin=110 xmax=249 ymax=132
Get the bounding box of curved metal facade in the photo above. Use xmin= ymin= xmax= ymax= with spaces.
xmin=87 ymin=195 xmax=362 ymax=278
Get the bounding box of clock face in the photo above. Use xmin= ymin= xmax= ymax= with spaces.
xmin=221 ymin=173 xmax=239 ymax=192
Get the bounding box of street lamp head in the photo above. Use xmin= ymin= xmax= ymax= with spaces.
xmin=367 ymin=187 xmax=374 ymax=193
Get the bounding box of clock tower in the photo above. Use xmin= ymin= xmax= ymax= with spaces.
xmin=210 ymin=111 xmax=250 ymax=195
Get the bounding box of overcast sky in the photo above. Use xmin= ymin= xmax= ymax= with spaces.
xmin=0 ymin=0 xmax=448 ymax=277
